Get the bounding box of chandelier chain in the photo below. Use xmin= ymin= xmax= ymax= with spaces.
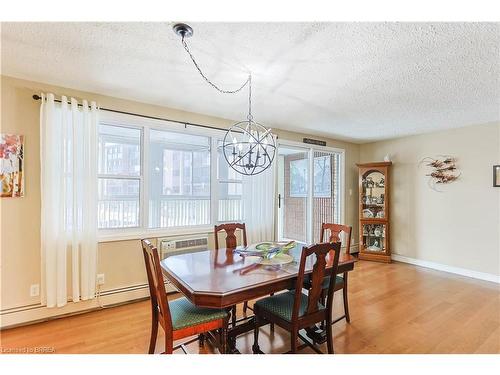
xmin=181 ymin=36 xmax=253 ymax=120
xmin=174 ymin=23 xmax=275 ymax=176
xmin=181 ymin=36 xmax=251 ymax=95
xmin=247 ymin=75 xmax=253 ymax=121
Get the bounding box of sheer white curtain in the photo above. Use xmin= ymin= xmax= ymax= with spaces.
xmin=242 ymin=161 xmax=276 ymax=244
xmin=40 ymin=93 xmax=99 ymax=308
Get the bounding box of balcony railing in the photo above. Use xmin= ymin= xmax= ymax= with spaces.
xmin=98 ymin=199 xmax=139 ymax=229
xmin=152 ymin=198 xmax=211 ymax=228
xmin=98 ymin=197 xmax=243 ymax=229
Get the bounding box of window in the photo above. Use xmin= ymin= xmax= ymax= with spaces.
xmin=289 ymin=156 xmax=332 ymax=198
xmin=98 ymin=125 xmax=141 ymax=229
xmin=149 ymin=129 xmax=211 ymax=228
xmin=97 ymin=114 xmax=245 ymax=233
xmin=313 ymin=155 xmax=331 ymax=198
xmin=289 ymin=159 xmax=308 ymax=197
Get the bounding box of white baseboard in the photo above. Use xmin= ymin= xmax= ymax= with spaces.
xmin=391 ymin=254 xmax=500 ymax=284
xmin=0 ymin=282 xmax=177 ymax=329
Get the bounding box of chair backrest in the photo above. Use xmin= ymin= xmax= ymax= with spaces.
xmin=214 ymin=223 xmax=248 ymax=250
xmin=320 ymin=223 xmax=352 ymax=254
xmin=293 ymin=242 xmax=341 ymax=322
xmin=141 ymin=239 xmax=172 ymax=332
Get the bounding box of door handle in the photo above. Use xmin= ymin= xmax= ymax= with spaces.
xmin=278 ymin=193 xmax=282 ymax=208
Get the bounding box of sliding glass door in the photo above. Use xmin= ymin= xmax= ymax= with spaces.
xmin=277 ymin=146 xmax=310 ymax=242
xmin=277 ymin=143 xmax=343 ymax=244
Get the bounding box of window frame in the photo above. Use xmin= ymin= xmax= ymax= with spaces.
xmin=97 ymin=122 xmax=144 ymax=230
xmin=98 ymin=111 xmax=242 ymax=241
xmin=148 ymin=128 xmax=212 ymax=228
xmin=289 ymin=155 xmax=333 ymax=199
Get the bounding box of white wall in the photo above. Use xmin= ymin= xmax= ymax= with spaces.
xmin=360 ymin=122 xmax=500 ymax=279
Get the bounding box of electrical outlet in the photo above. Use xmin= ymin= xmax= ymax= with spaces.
xmin=30 ymin=284 xmax=40 ymax=297
xmin=166 ymin=241 xmax=175 ymax=249
xmin=96 ymin=274 xmax=105 ymax=285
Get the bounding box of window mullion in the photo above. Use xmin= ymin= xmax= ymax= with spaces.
xmin=142 ymin=126 xmax=150 ymax=229
xmin=210 ymin=137 xmax=219 ymax=225
xmin=307 ymin=148 xmax=314 ymax=244
xmin=190 ymin=151 xmax=194 ymax=195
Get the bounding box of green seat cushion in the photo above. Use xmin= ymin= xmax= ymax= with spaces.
xmin=254 ymin=291 xmax=324 ymax=322
xmin=305 ymin=274 xmax=344 ymax=290
xmin=169 ymin=297 xmax=228 ymax=331
xmin=320 ymin=275 xmax=344 ymax=290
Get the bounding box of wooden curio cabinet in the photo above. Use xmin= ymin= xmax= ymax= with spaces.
xmin=357 ymin=162 xmax=392 ymax=263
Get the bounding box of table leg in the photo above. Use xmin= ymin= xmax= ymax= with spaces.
xmin=226 ymin=314 xmax=274 ymax=353
xmin=226 ymin=335 xmax=240 ymax=354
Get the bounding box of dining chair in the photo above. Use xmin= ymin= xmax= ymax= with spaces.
xmin=252 ymin=242 xmax=341 ymax=354
xmin=214 ymin=223 xmax=252 ymax=327
xmin=318 ymin=223 xmax=352 ymax=324
xmin=252 ymin=243 xmax=340 ymax=354
xmin=214 ymin=222 xmax=248 ymax=250
xmin=141 ymin=239 xmax=229 ymax=354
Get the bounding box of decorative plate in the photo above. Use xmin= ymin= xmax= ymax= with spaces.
xmin=235 ymin=241 xmax=295 ymax=257
xmin=255 ymin=241 xmax=294 ymax=251
xmin=362 ymin=209 xmax=374 ymax=218
xmin=255 ymin=242 xmax=275 ymax=251
xmin=259 ymin=253 xmax=294 ymax=266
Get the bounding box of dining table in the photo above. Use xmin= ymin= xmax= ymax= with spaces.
xmin=160 ymin=242 xmax=357 ymax=353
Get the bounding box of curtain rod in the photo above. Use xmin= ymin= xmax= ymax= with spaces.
xmin=32 ymin=94 xmax=233 ymax=134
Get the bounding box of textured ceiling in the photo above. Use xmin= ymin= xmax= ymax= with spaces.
xmin=1 ymin=22 xmax=499 ymax=143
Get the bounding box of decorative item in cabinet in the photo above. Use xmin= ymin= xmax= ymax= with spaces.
xmin=357 ymin=162 xmax=392 ymax=263
xmin=361 ymin=222 xmax=387 ymax=252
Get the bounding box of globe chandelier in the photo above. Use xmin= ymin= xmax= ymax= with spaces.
xmin=173 ymin=23 xmax=276 ymax=176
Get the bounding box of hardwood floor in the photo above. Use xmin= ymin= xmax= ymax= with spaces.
xmin=1 ymin=260 xmax=499 ymax=354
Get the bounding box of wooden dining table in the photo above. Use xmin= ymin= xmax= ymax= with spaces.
xmin=160 ymin=242 xmax=357 ymax=353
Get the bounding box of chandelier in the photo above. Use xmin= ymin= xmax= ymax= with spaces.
xmin=173 ymin=23 xmax=276 ymax=176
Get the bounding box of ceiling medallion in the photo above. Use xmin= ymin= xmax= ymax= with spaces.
xmin=173 ymin=23 xmax=276 ymax=176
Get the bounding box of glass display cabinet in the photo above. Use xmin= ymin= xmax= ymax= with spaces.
xmin=357 ymin=162 xmax=392 ymax=262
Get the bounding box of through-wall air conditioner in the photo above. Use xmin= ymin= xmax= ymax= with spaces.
xmin=159 ymin=235 xmax=209 ymax=260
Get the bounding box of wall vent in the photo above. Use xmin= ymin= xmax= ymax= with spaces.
xmin=159 ymin=235 xmax=209 ymax=259
xmin=175 ymin=237 xmax=208 ymax=249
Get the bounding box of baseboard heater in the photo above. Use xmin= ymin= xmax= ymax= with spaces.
xmin=0 ymin=281 xmax=175 ymax=319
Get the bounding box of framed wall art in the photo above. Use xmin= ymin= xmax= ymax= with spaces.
xmin=0 ymin=134 xmax=25 ymax=198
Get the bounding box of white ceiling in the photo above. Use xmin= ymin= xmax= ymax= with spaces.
xmin=1 ymin=22 xmax=499 ymax=143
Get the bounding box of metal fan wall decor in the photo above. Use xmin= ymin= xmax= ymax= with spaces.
xmin=420 ymin=156 xmax=460 ymax=191
xmin=173 ymin=23 xmax=276 ymax=176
